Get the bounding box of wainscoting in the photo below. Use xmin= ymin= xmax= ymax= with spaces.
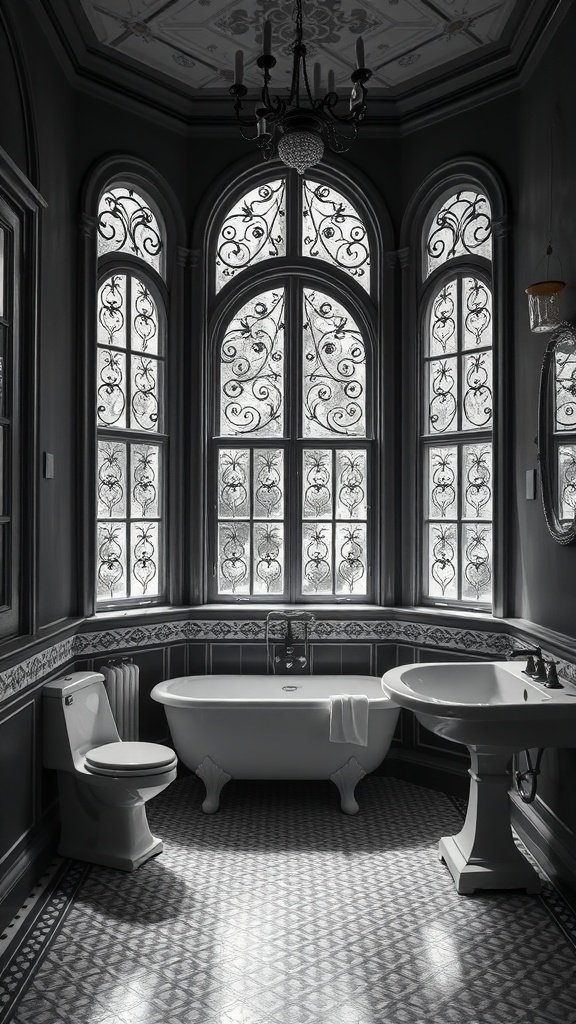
xmin=1 ymin=611 xmax=575 ymax=931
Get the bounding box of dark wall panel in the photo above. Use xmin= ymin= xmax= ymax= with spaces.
xmin=0 ymin=700 xmax=35 ymax=863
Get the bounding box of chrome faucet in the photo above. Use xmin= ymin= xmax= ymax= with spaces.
xmin=508 ymin=645 xmax=563 ymax=688
xmin=508 ymin=646 xmax=542 ymax=677
xmin=265 ymin=611 xmax=315 ymax=674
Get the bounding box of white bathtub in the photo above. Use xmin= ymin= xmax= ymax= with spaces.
xmin=151 ymin=674 xmax=399 ymax=814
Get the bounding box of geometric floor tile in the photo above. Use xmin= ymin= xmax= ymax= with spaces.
xmin=1 ymin=776 xmax=576 ymax=1024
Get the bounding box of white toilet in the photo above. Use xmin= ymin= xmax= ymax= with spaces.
xmin=43 ymin=671 xmax=178 ymax=871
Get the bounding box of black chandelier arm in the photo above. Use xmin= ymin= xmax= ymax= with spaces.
xmin=322 ymin=119 xmax=360 ymax=155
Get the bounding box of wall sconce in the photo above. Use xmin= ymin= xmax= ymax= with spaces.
xmin=525 ymin=277 xmax=565 ymax=333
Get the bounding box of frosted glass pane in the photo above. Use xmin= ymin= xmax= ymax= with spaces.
xmin=462 ymin=350 xmax=493 ymax=431
xmin=302 ymin=289 xmax=366 ymax=437
xmin=130 ymin=279 xmax=159 ymax=354
xmin=215 ymin=180 xmax=286 ymax=292
xmin=336 ymin=451 xmax=367 ymax=519
xmin=98 ymin=275 xmax=127 ymax=348
xmin=130 ymin=354 xmax=160 ymax=432
xmin=426 ymin=191 xmax=492 ymax=276
xmin=302 ymin=180 xmax=370 ymax=292
xmin=97 ymin=187 xmax=163 ymax=274
xmin=220 ymin=289 xmax=284 ymax=437
xmin=253 ymin=522 xmax=284 ymax=594
xmin=559 ymin=446 xmax=576 ymax=521
xmin=335 ymin=523 xmax=367 ymax=595
xmin=253 ymin=449 xmax=283 ymax=519
xmin=462 ymin=523 xmax=492 ymax=602
xmin=555 ymin=349 xmax=576 ymax=431
xmin=302 ymin=522 xmax=333 ymax=594
xmin=303 ymin=450 xmax=333 ymax=520
xmin=97 ymin=522 xmax=127 ymax=600
xmin=428 ymin=279 xmax=457 ymax=356
xmin=463 ymin=443 xmax=492 ymax=519
xmin=462 ymin=277 xmax=492 ymax=350
xmin=130 ymin=521 xmax=160 ymax=597
xmin=427 ymin=357 xmax=457 ymax=433
xmin=218 ymin=522 xmax=250 ymax=594
xmin=427 ymin=523 xmax=458 ymax=600
xmin=97 ymin=440 xmax=127 ymax=519
xmin=428 ymin=446 xmax=457 ymax=519
xmin=131 ymin=444 xmax=161 ymax=518
xmin=97 ymin=348 xmax=127 ymax=428
xmin=218 ymin=449 xmax=250 ymax=518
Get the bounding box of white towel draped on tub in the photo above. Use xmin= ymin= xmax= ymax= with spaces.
xmin=329 ymin=694 xmax=369 ymax=746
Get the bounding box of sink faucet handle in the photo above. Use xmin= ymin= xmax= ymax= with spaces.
xmin=531 ymin=656 xmax=547 ymax=682
xmin=543 ymin=659 xmax=562 ymax=689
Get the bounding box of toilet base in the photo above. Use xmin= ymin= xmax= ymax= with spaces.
xmin=58 ymin=835 xmax=163 ymax=872
xmin=56 ymin=769 xmax=174 ymax=872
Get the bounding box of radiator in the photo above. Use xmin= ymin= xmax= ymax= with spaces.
xmin=102 ymin=661 xmax=139 ymax=741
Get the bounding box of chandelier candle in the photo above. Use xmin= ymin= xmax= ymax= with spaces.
xmin=263 ymin=19 xmax=272 ymax=57
xmin=234 ymin=49 xmax=244 ymax=87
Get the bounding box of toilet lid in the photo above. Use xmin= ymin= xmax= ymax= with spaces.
xmin=85 ymin=742 xmax=176 ymax=771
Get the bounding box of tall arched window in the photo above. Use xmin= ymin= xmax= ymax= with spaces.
xmin=419 ymin=188 xmax=494 ymax=608
xmin=207 ymin=170 xmax=379 ymax=603
xmin=95 ymin=185 xmax=168 ymax=607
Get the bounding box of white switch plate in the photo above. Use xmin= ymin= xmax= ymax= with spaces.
xmin=526 ymin=469 xmax=536 ymax=500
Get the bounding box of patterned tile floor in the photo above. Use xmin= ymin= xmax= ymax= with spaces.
xmin=1 ymin=776 xmax=576 ymax=1024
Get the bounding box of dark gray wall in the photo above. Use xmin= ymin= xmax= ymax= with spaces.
xmin=514 ymin=14 xmax=576 ymax=635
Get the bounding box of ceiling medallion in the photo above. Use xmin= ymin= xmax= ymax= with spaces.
xmin=229 ymin=0 xmax=372 ymax=175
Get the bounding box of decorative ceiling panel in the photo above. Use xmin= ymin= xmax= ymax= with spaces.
xmin=78 ymin=0 xmax=521 ymax=95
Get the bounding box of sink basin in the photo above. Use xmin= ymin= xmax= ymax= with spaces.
xmin=381 ymin=660 xmax=576 ymax=896
xmin=381 ymin=660 xmax=576 ymax=749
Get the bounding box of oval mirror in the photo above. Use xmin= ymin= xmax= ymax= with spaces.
xmin=537 ymin=321 xmax=576 ymax=544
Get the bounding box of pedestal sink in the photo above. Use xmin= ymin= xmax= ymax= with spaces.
xmin=381 ymin=660 xmax=576 ymax=895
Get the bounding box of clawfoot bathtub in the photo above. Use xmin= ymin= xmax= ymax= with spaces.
xmin=151 ymin=675 xmax=399 ymax=814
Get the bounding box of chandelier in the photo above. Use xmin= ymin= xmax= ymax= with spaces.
xmin=229 ymin=0 xmax=372 ymax=175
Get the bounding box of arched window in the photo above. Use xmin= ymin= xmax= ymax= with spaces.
xmin=419 ymin=188 xmax=494 ymax=608
xmin=208 ymin=170 xmax=379 ymax=603
xmin=95 ymin=185 xmax=168 ymax=607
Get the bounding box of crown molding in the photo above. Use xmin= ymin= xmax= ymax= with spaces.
xmin=33 ymin=0 xmax=571 ymax=137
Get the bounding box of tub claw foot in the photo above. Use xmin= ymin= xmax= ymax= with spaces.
xmin=330 ymin=757 xmax=366 ymax=815
xmin=195 ymin=756 xmax=231 ymax=813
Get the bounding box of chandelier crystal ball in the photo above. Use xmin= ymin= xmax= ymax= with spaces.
xmin=278 ymin=129 xmax=325 ymax=176
xmin=230 ymin=0 xmax=372 ymax=174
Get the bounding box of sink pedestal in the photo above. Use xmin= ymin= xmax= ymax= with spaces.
xmin=439 ymin=747 xmax=541 ymax=895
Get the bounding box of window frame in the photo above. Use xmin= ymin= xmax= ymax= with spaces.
xmin=399 ymin=161 xmax=509 ymax=618
xmin=0 ymin=149 xmax=44 ymax=642
xmin=204 ymin=164 xmax=385 ymax=606
xmin=419 ymin=258 xmax=494 ymax=609
xmin=95 ymin=253 xmax=169 ymax=610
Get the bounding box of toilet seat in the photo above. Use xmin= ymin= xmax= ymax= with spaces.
xmin=85 ymin=741 xmax=177 ymax=777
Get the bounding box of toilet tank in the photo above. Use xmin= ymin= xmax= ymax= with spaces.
xmin=43 ymin=672 xmax=120 ymax=771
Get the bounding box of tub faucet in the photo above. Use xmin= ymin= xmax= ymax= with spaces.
xmin=265 ymin=611 xmax=315 ymax=674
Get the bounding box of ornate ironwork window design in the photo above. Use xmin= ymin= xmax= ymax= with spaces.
xmin=210 ymin=165 xmax=375 ymax=602
xmin=420 ymin=189 xmax=494 ymax=608
xmin=425 ymin=190 xmax=492 ymax=278
xmin=554 ymin=347 xmax=576 ymax=522
xmin=97 ymin=187 xmax=164 ymax=275
xmin=215 ymin=179 xmax=286 ymax=292
xmin=302 ymin=180 xmax=370 ymax=291
xmin=96 ymin=183 xmax=167 ymax=606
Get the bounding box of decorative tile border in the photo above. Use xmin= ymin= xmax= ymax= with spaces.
xmin=1 ymin=615 xmax=575 ymax=701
